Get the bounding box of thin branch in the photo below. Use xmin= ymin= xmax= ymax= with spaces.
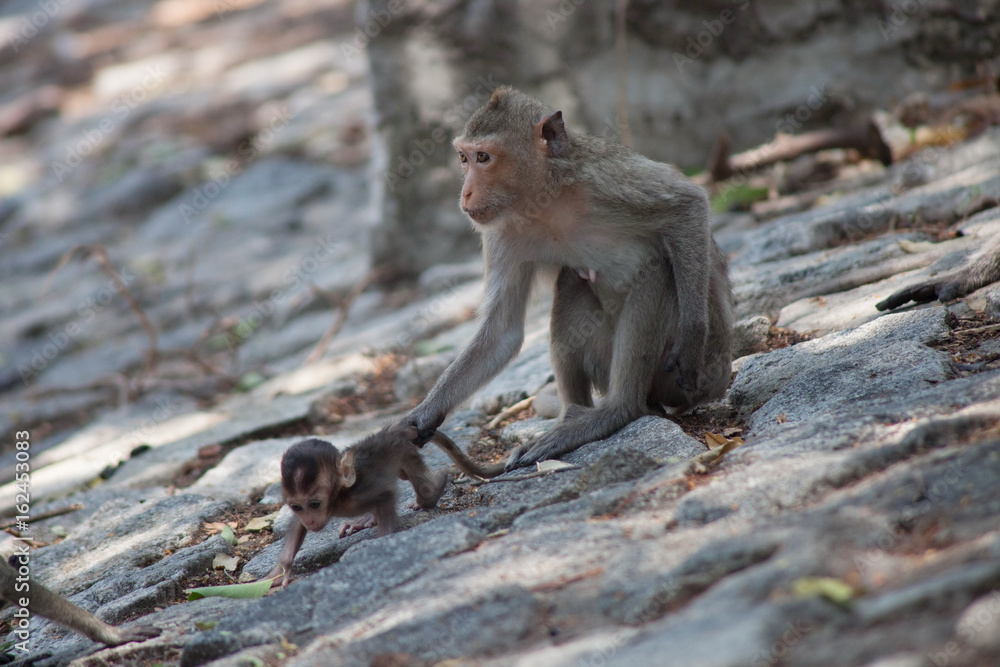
xmin=47 ymin=244 xmax=160 ymax=376
xmin=486 ymin=396 xmax=534 ymax=429
xmin=948 ymin=323 xmax=1000 ymax=337
xmin=0 ymin=504 xmax=83 ymax=528
xmin=709 ymin=120 xmax=892 ymax=182
xmin=457 ymin=464 xmax=581 ymax=486
xmin=304 ymin=268 xmax=383 ymax=366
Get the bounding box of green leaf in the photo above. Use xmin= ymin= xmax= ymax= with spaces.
xmin=194 ymin=621 xmax=218 ymax=631
xmin=236 ymin=371 xmax=266 ymax=392
xmin=710 ymin=184 xmax=769 ymax=214
xmin=185 ymin=578 xmax=273 ymax=601
xmin=792 ymin=576 xmax=855 ymax=605
xmin=220 ymin=525 xmax=237 ymax=546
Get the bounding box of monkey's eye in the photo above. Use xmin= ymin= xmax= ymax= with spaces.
xmin=476 ymin=152 xmax=490 ymax=164
xmin=308 ymin=500 xmax=322 ymax=510
xmin=289 ymin=504 xmax=303 ymax=512
xmin=458 ymin=151 xmax=468 ymax=164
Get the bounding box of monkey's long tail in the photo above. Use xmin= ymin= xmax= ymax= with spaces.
xmin=429 ymin=431 xmax=506 ymax=479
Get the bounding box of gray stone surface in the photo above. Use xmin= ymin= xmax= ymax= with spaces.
xmin=3 ymin=5 xmax=1000 ymax=667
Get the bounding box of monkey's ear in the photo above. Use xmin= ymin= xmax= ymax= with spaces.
xmin=537 ymin=111 xmax=569 ymax=158
xmin=339 ymin=450 xmax=357 ymax=487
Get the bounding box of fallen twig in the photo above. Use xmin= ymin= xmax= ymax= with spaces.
xmin=708 ymin=120 xmax=892 ymax=182
xmin=530 ymin=567 xmax=604 ymax=592
xmin=486 ymin=396 xmax=534 ymax=429
xmin=687 ymin=437 xmax=742 ymax=475
xmin=457 ymin=463 xmax=581 ymax=486
xmin=46 ymin=244 xmax=160 ymax=375
xmin=0 ymin=503 xmax=83 ymax=529
xmin=304 ymin=268 xmax=383 ymax=366
xmin=948 ymin=323 xmax=1000 ymax=337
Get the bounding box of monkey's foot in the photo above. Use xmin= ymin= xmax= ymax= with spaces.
xmin=505 ymin=440 xmax=564 ymax=471
xmin=102 ymin=624 xmax=161 ymax=646
xmin=339 ymin=513 xmax=377 ymax=537
xmin=663 ymin=346 xmax=702 ymax=392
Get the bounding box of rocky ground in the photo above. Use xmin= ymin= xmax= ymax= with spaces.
xmin=2 ymin=1 xmax=1000 ymax=667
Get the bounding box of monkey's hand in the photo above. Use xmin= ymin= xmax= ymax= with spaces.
xmin=663 ymin=340 xmax=703 ymax=392
xmin=98 ymin=624 xmax=161 ymax=646
xmin=875 ymin=275 xmax=967 ymax=311
xmin=402 ymin=408 xmax=444 ymax=447
xmin=264 ymin=564 xmax=292 ymax=588
xmin=339 ymin=513 xmax=377 ymax=537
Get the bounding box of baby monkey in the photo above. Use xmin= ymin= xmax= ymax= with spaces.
xmin=265 ymin=424 xmax=503 ymax=587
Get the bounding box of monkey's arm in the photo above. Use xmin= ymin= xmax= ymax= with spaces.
xmin=266 ymin=519 xmax=307 ymax=588
xmin=877 ymin=237 xmax=1000 ymax=311
xmin=406 ymin=257 xmax=536 ymax=443
xmin=0 ymin=560 xmax=159 ymax=646
xmin=660 ymin=188 xmax=712 ymax=391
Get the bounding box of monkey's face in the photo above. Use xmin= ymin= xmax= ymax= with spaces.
xmin=281 ymin=447 xmax=356 ymax=532
xmin=285 ymin=482 xmax=334 ymax=532
xmin=454 ymin=139 xmax=518 ymax=224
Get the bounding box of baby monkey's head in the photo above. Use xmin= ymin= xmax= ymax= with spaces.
xmin=279 ymin=438 xmax=356 ymax=532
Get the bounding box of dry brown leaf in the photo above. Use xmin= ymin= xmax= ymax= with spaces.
xmin=203 ymin=522 xmax=228 ymax=535
xmin=212 ymin=553 xmax=240 ymax=571
xmin=688 ymin=435 xmax=743 ymax=475
xmin=705 ymin=432 xmax=729 ymax=448
xmin=244 ymin=513 xmax=278 ymax=532
xmin=776 ymin=414 xmax=788 ymax=424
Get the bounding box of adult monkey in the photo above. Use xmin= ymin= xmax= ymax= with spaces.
xmin=403 ymin=86 xmax=733 ymax=469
